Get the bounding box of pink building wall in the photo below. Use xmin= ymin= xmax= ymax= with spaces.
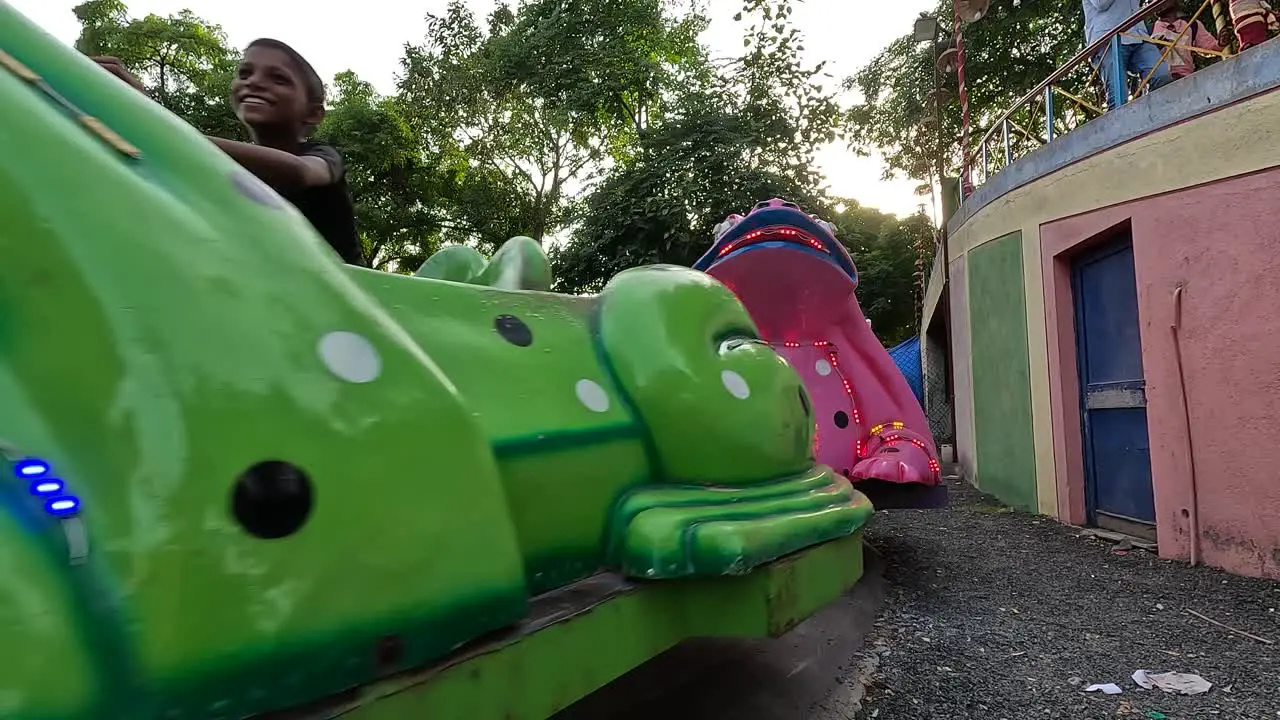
xmin=1042 ymin=168 xmax=1280 ymax=580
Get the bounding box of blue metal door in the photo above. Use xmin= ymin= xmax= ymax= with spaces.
xmin=1072 ymin=237 xmax=1155 ymax=534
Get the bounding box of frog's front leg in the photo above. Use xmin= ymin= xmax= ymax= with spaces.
xmin=596 ymin=267 xmax=873 ymax=578
xmin=612 ymin=465 xmax=870 ymax=577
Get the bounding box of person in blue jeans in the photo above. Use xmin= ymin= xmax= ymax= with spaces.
xmin=1084 ymin=0 xmax=1172 ymax=109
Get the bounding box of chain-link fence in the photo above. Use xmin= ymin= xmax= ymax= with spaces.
xmin=923 ymin=333 xmax=954 ymax=446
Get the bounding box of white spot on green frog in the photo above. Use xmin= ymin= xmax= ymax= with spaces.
xmin=575 ymin=379 xmax=610 ymax=412
xmin=721 ymin=370 xmax=750 ymax=399
xmin=318 ymin=331 xmax=382 ymax=384
xmin=815 ymin=358 xmax=832 ymax=376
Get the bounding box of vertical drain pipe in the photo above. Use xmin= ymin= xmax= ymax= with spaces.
xmin=1171 ymin=285 xmax=1200 ymax=566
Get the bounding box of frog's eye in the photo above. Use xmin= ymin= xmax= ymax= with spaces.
xmin=720 ymin=369 xmax=750 ymax=399
xmin=719 ymin=337 xmax=761 ymax=353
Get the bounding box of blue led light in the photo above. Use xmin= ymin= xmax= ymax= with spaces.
xmin=14 ymin=459 xmax=50 ymax=478
xmin=10 ymin=458 xmax=83 ymax=518
xmin=31 ymin=479 xmax=64 ymax=496
xmin=45 ymin=496 xmax=80 ymax=517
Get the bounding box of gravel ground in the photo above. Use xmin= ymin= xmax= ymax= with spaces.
xmin=855 ymin=479 xmax=1280 ymax=720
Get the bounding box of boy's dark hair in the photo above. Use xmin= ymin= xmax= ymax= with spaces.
xmin=245 ymin=38 xmax=326 ymax=107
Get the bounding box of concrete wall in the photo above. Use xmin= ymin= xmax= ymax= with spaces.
xmin=934 ymin=39 xmax=1280 ymax=579
xmin=1042 ymin=170 xmax=1280 ymax=579
xmin=967 ymin=233 xmax=1038 ymax=511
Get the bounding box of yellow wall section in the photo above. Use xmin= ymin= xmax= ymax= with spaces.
xmin=1022 ymin=233 xmax=1056 ymax=515
xmin=947 ymin=256 xmax=976 ymax=483
xmin=947 ymin=88 xmax=1280 ymax=518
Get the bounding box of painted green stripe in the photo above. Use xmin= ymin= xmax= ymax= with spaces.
xmin=492 ymin=423 xmax=641 ymax=458
xmin=588 ymin=299 xmax=664 ymax=479
xmin=967 ymin=231 xmax=1038 ymax=510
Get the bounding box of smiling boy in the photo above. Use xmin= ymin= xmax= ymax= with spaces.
xmin=94 ymin=40 xmax=364 ymax=266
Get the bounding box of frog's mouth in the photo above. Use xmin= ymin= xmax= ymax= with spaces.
xmin=692 ymin=207 xmax=858 ymax=283
xmin=692 ymin=208 xmax=859 ymax=336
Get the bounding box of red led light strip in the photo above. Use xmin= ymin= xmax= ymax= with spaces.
xmin=881 ymin=433 xmax=928 ymax=451
xmin=717 ymin=226 xmax=830 ymax=258
xmin=879 ymin=434 xmax=942 ymax=477
xmin=772 ymin=339 xmax=863 ymax=457
xmin=772 ymin=341 xmax=941 ymax=480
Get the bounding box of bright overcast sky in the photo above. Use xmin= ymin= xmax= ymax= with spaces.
xmin=10 ymin=0 xmax=931 ymax=217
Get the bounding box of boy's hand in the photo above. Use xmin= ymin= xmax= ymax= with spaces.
xmin=1217 ymin=29 xmax=1235 ymax=48
xmin=92 ymin=56 xmax=148 ymax=95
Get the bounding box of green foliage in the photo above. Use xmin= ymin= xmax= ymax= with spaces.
xmin=856 ymin=212 xmax=934 ymax=346
xmin=550 ymin=0 xmax=841 ymax=293
xmin=843 ymin=0 xmax=1086 ymax=182
xmin=73 ymin=0 xmax=241 ymax=138
xmin=314 ymin=72 xmax=447 ymax=271
xmin=550 ymin=99 xmax=826 ymax=294
xmin=396 ymin=0 xmax=705 ymax=247
xmin=819 ymin=201 xmax=933 ymax=347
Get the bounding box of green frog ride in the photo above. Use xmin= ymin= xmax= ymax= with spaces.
xmin=0 ymin=4 xmax=874 ymax=719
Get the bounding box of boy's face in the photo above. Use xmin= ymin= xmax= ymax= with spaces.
xmin=231 ymin=46 xmax=321 ymax=133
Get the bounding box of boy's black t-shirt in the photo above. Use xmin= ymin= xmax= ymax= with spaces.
xmin=280 ymin=142 xmax=364 ymax=266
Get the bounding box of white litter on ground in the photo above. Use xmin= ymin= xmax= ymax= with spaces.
xmin=1132 ymin=669 xmax=1213 ymax=695
xmin=1084 ymin=683 xmax=1123 ymax=695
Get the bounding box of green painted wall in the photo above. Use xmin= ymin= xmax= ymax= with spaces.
xmin=967 ymin=232 xmax=1038 ymax=510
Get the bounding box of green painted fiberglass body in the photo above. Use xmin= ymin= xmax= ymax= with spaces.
xmin=0 ymin=5 xmax=873 ymax=719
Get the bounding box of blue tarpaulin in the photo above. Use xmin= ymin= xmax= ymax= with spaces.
xmin=887 ymin=336 xmax=925 ymax=407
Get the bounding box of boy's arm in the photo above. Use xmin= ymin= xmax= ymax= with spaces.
xmin=206 ymin=138 xmax=335 ymax=191
xmin=92 ymin=57 xmax=148 ymax=94
xmin=1193 ymin=20 xmax=1224 ymax=50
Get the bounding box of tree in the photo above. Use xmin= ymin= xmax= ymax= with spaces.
xmin=396 ymin=0 xmax=706 ymax=247
xmin=73 ymin=0 xmax=241 ymax=138
xmin=315 ymin=72 xmax=451 ymax=271
xmin=550 ymin=97 xmax=828 ymax=293
xmin=550 ymin=0 xmax=842 ymax=293
xmin=843 ymin=0 xmax=1086 ymax=185
xmin=814 ymin=200 xmax=933 ymax=347
xmin=855 ymin=211 xmax=934 ymax=346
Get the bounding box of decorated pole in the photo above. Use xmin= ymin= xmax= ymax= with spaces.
xmin=954 ymin=0 xmax=988 ymax=196
xmin=1210 ymin=0 xmax=1232 ymax=54
xmin=955 ymin=9 xmax=971 ymax=195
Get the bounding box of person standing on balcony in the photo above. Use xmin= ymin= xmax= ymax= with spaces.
xmin=1084 ymin=0 xmax=1172 ymax=109
xmin=1152 ymin=5 xmax=1222 ymax=79
xmin=1228 ymin=0 xmax=1278 ymax=50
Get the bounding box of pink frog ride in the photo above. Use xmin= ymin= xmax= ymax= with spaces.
xmin=693 ymin=199 xmax=946 ymax=508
